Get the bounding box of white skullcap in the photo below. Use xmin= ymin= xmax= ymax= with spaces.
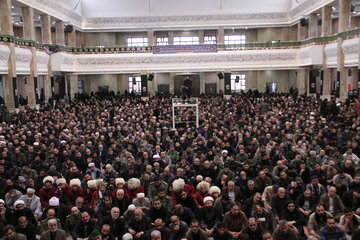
xmin=33 ymin=142 xmax=39 ymax=146
xmin=88 ymin=163 xmax=95 ymax=168
xmin=14 ymin=200 xmax=25 ymax=207
xmin=137 ymin=193 xmax=145 ymax=198
xmin=203 ymin=196 xmax=214 ymax=204
xmin=222 ymin=150 xmax=228 ymax=154
xmin=128 ymin=204 xmax=136 ymax=211
xmin=0 ymin=199 xmax=4 ymax=205
xmin=49 ymin=197 xmax=59 ymax=206
xmin=153 ymin=154 xmax=160 ymax=159
xmin=122 ymin=233 xmax=133 ymax=240
xmin=27 ymin=188 xmax=35 ymax=193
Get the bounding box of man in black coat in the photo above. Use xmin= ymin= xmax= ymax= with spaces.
xmin=15 ymin=216 xmax=36 ymax=240
xmin=100 ymin=207 xmax=125 ymax=239
xmin=126 ymin=208 xmax=152 ymax=240
xmin=72 ymin=211 xmax=96 ymax=239
xmin=147 ymin=198 xmax=170 ymax=223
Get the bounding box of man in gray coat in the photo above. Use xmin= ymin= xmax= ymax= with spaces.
xmin=40 ymin=219 xmax=66 ymax=240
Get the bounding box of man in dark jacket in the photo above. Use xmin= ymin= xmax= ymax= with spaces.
xmin=126 ymin=208 xmax=152 ymax=240
xmin=72 ymin=211 xmax=96 ymax=239
xmin=100 ymin=207 xmax=125 ymax=239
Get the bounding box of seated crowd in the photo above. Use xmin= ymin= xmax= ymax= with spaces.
xmin=1 ymin=91 xmax=360 ymax=240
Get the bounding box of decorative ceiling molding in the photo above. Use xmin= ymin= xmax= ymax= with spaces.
xmin=342 ymin=38 xmax=360 ymax=67
xmin=83 ymin=12 xmax=290 ymax=30
xmin=15 ymin=0 xmax=82 ymax=28
xmin=0 ymin=44 xmax=10 ymax=74
xmin=36 ymin=50 xmax=50 ymax=75
xmin=72 ymin=49 xmax=299 ymax=73
xmin=324 ymin=42 xmax=338 ymax=68
xmin=15 ymin=47 xmax=32 ymax=75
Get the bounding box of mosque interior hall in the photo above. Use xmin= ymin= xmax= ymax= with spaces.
xmin=0 ymin=0 xmax=360 ymax=107
xmin=3 ymin=1 xmax=360 ymax=240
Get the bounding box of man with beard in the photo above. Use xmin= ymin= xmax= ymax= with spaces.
xmin=147 ymin=198 xmax=169 ymax=223
xmin=242 ymin=218 xmax=264 ymax=240
xmin=72 ymin=211 xmax=96 ymax=239
xmin=308 ymin=204 xmax=333 ymax=240
xmin=100 ymin=207 xmax=125 ymax=239
xmin=319 ymin=217 xmax=346 ymax=240
xmin=271 ymin=187 xmax=289 ymax=222
xmin=223 ymin=205 xmax=248 ymax=239
xmin=0 ymin=225 xmax=26 ymax=240
xmin=199 ymin=197 xmax=222 ymax=237
xmin=338 ymin=208 xmax=360 ymax=239
xmin=12 ymin=200 xmax=37 ymax=227
xmin=185 ymin=219 xmax=208 ymax=240
xmin=296 ymin=189 xmax=317 ymax=218
xmin=112 ymin=189 xmax=130 ymax=216
xmin=64 ymin=207 xmax=81 ymax=234
xmin=250 ymin=204 xmax=276 ymax=233
xmin=126 ymin=208 xmax=152 ymax=240
xmin=18 ymin=188 xmax=42 ymax=220
xmin=169 ymin=215 xmax=188 ymax=240
xmin=40 ymin=219 xmax=66 ymax=240
xmin=15 ymin=217 xmax=36 ymax=240
xmin=272 ymin=220 xmax=297 ymax=240
xmin=152 ymin=218 xmax=172 ymax=240
xmin=242 ymin=192 xmax=264 ymax=218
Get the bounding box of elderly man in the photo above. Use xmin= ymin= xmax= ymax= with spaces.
xmin=150 ymin=230 xmax=161 ymax=240
xmin=223 ymin=204 xmax=248 ymax=239
xmin=222 ymin=181 xmax=242 ymax=204
xmin=126 ymin=208 xmax=152 ymax=240
xmin=40 ymin=219 xmax=66 ymax=240
xmin=319 ymin=186 xmax=344 ymax=221
xmin=18 ymin=188 xmax=42 ymax=219
xmin=132 ymin=193 xmax=151 ymax=211
xmin=100 ymin=207 xmax=125 ymax=239
xmin=40 ymin=208 xmax=62 ymax=233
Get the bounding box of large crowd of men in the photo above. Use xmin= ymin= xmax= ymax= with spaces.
xmin=0 ymin=90 xmax=360 ymax=240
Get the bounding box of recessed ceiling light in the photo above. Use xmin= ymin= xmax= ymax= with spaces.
xmin=11 ymin=5 xmax=14 ymax=9
xmin=332 ymin=6 xmax=336 ymax=11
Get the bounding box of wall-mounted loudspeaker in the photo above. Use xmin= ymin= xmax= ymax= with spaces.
xmin=235 ymin=76 xmax=240 ymax=83
xmin=65 ymin=25 xmax=73 ymax=33
xmin=217 ymin=72 xmax=224 ymax=79
xmin=148 ymin=74 xmax=154 ymax=81
xmin=300 ymin=18 xmax=307 ymax=26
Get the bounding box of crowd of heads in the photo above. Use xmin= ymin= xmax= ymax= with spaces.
xmin=0 ymin=90 xmax=360 ymax=240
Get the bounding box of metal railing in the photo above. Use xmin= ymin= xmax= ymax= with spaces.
xmin=1 ymin=27 xmax=360 ymax=54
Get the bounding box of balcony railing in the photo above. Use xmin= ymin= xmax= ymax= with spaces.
xmin=1 ymin=27 xmax=360 ymax=54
